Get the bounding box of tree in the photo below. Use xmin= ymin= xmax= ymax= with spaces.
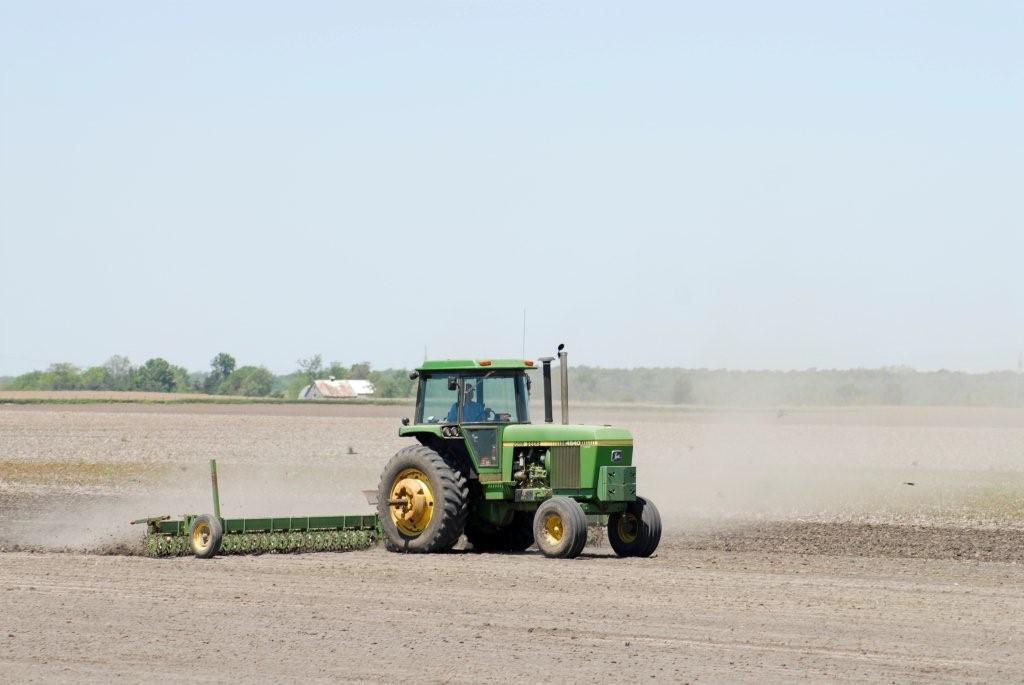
xmin=135 ymin=358 xmax=176 ymax=392
xmin=80 ymin=366 xmax=112 ymax=390
xmin=370 ymin=369 xmax=416 ymax=398
xmin=171 ymin=365 xmax=193 ymax=392
xmin=324 ymin=361 xmax=348 ymax=380
xmin=103 ymin=355 xmax=134 ymax=390
xmin=671 ymin=376 xmax=694 ymax=404
xmin=284 ymin=373 xmax=310 ymax=400
xmin=219 ymin=366 xmax=274 ymax=397
xmin=237 ymin=367 xmax=274 ymax=397
xmin=9 ymin=370 xmax=46 ymax=390
xmin=348 ymin=361 xmax=371 ymax=379
xmin=211 ymin=353 xmax=236 ymax=379
xmin=205 ymin=353 xmax=236 ymax=393
xmin=47 ymin=363 xmax=82 ymax=390
xmin=882 ymin=381 xmax=904 ymax=405
xmin=298 ymin=355 xmax=323 ymax=384
xmin=836 ymin=383 xmax=860 ymax=404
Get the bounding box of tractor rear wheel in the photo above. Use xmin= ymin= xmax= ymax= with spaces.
xmin=533 ymin=497 xmax=587 ymax=559
xmin=189 ymin=514 xmax=223 ymax=559
xmin=465 ymin=512 xmax=534 ymax=552
xmin=377 ymin=445 xmax=468 ymax=553
xmin=607 ymin=496 xmax=662 ymax=557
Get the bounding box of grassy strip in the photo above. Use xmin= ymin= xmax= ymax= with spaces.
xmin=0 ymin=460 xmax=167 ymax=485
xmin=0 ymin=397 xmax=414 ymax=406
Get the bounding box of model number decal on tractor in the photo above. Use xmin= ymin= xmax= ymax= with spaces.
xmin=502 ymin=440 xmax=633 ymax=448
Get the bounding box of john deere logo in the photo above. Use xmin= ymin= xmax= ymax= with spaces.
xmin=611 ymin=450 xmax=622 ymax=462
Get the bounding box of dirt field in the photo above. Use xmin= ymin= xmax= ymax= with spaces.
xmin=2 ymin=402 xmax=1024 ymax=682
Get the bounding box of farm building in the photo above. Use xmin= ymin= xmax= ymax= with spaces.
xmin=298 ymin=378 xmax=375 ymax=400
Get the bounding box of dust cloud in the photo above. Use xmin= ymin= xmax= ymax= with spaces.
xmin=3 ymin=403 xmax=1024 ymax=555
xmin=572 ymin=404 xmax=1024 ymax=529
xmin=1 ymin=462 xmax=380 ymax=554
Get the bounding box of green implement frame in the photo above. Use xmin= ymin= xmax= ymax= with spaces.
xmin=131 ymin=459 xmax=380 ymax=557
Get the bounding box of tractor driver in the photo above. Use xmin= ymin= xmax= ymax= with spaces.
xmin=447 ymin=383 xmax=486 ymax=423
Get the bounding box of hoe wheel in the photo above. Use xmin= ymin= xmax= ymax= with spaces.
xmin=465 ymin=512 xmax=535 ymax=553
xmin=189 ymin=514 xmax=223 ymax=559
xmin=532 ymin=497 xmax=587 ymax=559
xmin=377 ymin=445 xmax=468 ymax=553
xmin=607 ymin=496 xmax=662 ymax=557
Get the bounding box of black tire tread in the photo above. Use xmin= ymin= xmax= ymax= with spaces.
xmin=637 ymin=497 xmax=662 ymax=557
xmin=608 ymin=496 xmax=662 ymax=558
xmin=377 ymin=444 xmax=469 ymax=553
xmin=566 ymin=501 xmax=589 ymax=558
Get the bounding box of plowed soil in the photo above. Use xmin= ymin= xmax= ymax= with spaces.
xmin=2 ymin=402 xmax=1023 ymax=682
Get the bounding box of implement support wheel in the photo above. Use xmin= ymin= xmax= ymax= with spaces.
xmin=607 ymin=496 xmax=662 ymax=557
xmin=189 ymin=514 xmax=223 ymax=559
xmin=533 ymin=497 xmax=587 ymax=559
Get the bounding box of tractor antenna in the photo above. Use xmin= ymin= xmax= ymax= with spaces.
xmin=522 ymin=308 xmax=526 ymax=357
xmin=557 ymin=343 xmax=568 ymax=424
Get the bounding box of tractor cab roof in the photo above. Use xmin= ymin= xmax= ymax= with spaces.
xmin=417 ymin=359 xmax=537 ymax=373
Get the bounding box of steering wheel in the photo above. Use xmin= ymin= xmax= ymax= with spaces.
xmin=484 ymin=407 xmax=496 ymax=421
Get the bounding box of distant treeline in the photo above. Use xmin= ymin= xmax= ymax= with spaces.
xmin=0 ymin=353 xmax=415 ymax=399
xmin=2 ymin=355 xmax=1021 ymax=406
xmin=566 ymin=366 xmax=1023 ymax=407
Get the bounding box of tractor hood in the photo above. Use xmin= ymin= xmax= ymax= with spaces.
xmin=501 ymin=423 xmax=632 ymax=445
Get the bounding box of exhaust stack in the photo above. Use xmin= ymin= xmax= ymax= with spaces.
xmin=557 ymin=343 xmax=568 ymax=424
xmin=538 ymin=357 xmax=555 ymax=423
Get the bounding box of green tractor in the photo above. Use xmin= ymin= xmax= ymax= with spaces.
xmin=377 ymin=345 xmax=661 ymax=558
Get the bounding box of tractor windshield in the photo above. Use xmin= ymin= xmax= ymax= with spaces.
xmin=416 ymin=371 xmax=530 ymax=424
xmin=461 ymin=373 xmax=529 ymax=424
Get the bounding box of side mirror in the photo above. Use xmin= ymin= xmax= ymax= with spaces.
xmin=409 ymin=371 xmax=419 ymax=380
xmin=447 ymin=376 xmax=458 ymax=391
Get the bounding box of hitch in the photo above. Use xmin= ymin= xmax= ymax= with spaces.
xmin=129 ymin=515 xmax=171 ymax=535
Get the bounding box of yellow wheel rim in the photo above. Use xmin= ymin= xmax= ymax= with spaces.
xmin=192 ymin=521 xmax=212 ymax=551
xmin=617 ymin=514 xmax=639 ymax=544
xmin=542 ymin=512 xmax=564 ymax=545
xmin=389 ymin=468 xmax=435 ymax=536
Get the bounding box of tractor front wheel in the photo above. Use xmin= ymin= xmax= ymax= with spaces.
xmin=607 ymin=496 xmax=662 ymax=557
xmin=377 ymin=445 xmax=468 ymax=553
xmin=533 ymin=497 xmax=587 ymax=559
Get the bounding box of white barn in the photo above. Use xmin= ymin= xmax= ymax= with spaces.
xmin=298 ymin=378 xmax=375 ymax=400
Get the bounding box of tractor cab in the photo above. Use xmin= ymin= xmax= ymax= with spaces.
xmin=415 ymin=361 xmax=533 ymax=426
xmin=412 ymin=360 xmax=535 ymax=469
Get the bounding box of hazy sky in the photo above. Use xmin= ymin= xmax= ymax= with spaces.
xmin=1 ymin=2 xmax=1021 ymax=375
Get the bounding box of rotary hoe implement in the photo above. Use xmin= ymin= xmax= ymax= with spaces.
xmin=131 ymin=460 xmax=379 ymax=557
xmin=134 ymin=345 xmax=661 ymax=560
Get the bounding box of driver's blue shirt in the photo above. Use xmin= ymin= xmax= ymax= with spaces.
xmin=448 ymin=400 xmax=486 ymax=423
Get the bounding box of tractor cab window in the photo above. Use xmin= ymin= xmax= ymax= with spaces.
xmin=460 ymin=373 xmax=528 ymax=424
xmin=419 ymin=375 xmax=458 ymax=424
